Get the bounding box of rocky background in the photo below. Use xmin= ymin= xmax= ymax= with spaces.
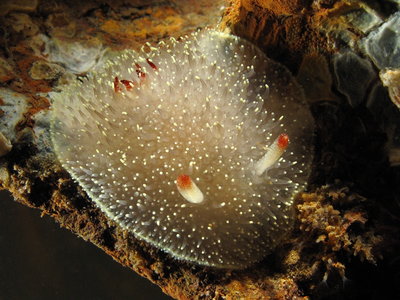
xmin=0 ymin=0 xmax=399 ymax=299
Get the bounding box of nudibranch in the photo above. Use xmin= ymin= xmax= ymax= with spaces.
xmin=50 ymin=30 xmax=314 ymax=269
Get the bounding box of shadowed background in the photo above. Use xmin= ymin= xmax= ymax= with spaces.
xmin=0 ymin=190 xmax=171 ymax=300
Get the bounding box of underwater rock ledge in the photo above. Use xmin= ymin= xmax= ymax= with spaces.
xmin=1 ymin=0 xmax=399 ymax=299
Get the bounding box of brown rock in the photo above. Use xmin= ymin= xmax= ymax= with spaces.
xmin=29 ymin=60 xmax=65 ymax=80
xmin=0 ymin=0 xmax=38 ymax=16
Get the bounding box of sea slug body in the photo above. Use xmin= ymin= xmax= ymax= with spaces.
xmin=50 ymin=30 xmax=314 ymax=269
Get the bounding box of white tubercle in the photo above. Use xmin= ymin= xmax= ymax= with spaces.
xmin=176 ymin=174 xmax=204 ymax=204
xmin=255 ymin=133 xmax=289 ymax=176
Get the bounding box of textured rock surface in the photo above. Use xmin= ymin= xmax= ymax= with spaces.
xmin=0 ymin=0 xmax=399 ymax=299
xmin=380 ymin=68 xmax=400 ymax=108
xmin=360 ymin=12 xmax=400 ymax=69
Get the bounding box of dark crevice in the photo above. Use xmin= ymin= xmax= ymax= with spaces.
xmin=101 ymin=226 xmax=116 ymax=251
xmin=29 ymin=178 xmax=53 ymax=207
